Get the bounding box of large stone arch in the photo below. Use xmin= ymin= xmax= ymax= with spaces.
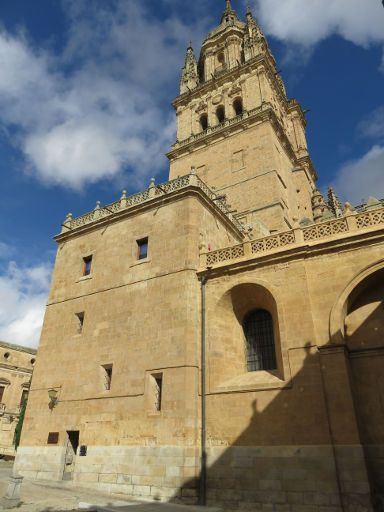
xmin=329 ymin=258 xmax=384 ymax=344
xmin=207 ymin=277 xmax=290 ymax=390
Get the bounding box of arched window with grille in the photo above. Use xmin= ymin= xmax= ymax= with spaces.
xmin=200 ymin=113 xmax=208 ymax=131
xmin=243 ymin=309 xmax=277 ymax=372
xmin=233 ymin=97 xmax=243 ymax=116
xmin=216 ymin=105 xmax=225 ymax=124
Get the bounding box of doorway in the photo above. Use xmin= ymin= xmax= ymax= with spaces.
xmin=63 ymin=430 xmax=79 ymax=480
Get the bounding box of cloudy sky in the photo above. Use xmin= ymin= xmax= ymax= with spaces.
xmin=0 ymin=0 xmax=383 ymax=348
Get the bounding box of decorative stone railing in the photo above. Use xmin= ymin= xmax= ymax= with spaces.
xmin=201 ymin=206 xmax=384 ymax=268
xmin=61 ymin=173 xmax=244 ymax=234
xmin=356 ymin=209 xmax=384 ymax=229
xmin=302 ymin=218 xmax=349 ymax=241
xmin=173 ymin=104 xmax=269 ymax=150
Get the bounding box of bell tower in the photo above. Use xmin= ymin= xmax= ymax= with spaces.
xmin=167 ymin=1 xmax=318 ymax=233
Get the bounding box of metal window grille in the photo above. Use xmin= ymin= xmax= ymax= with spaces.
xmin=243 ymin=309 xmax=277 ymax=371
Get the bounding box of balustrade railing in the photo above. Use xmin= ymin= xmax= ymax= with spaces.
xmin=63 ymin=173 xmax=243 ymax=233
xmin=173 ymin=104 xmax=268 ymax=149
xmin=200 ymin=206 xmax=384 ymax=268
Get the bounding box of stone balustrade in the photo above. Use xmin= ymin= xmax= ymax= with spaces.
xmin=61 ymin=173 xmax=244 ymax=234
xmin=173 ymin=104 xmax=268 ymax=149
xmin=201 ymin=206 xmax=384 ymax=269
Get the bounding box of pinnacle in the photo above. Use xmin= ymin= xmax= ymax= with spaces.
xmin=221 ymin=0 xmax=239 ymax=23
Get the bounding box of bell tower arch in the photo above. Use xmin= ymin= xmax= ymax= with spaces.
xmin=167 ymin=1 xmax=318 ymax=233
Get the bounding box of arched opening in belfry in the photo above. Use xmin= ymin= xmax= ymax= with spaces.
xmin=216 ymin=105 xmax=225 ymax=124
xmin=199 ymin=113 xmax=208 ymax=131
xmin=233 ymin=97 xmax=243 ymax=116
xmin=217 ymin=52 xmax=225 ymax=66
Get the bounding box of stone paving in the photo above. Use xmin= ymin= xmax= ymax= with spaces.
xmin=0 ymin=462 xmax=220 ymax=512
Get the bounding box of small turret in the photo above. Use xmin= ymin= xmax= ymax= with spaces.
xmin=312 ymin=189 xmax=331 ymax=223
xmin=327 ymin=187 xmax=343 ymax=217
xmin=180 ymin=43 xmax=199 ymax=95
xmin=244 ymin=4 xmax=265 ymax=62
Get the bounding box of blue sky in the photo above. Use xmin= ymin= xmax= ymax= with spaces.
xmin=0 ymin=0 xmax=383 ymax=347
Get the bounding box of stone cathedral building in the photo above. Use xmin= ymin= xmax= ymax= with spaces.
xmin=15 ymin=2 xmax=384 ymax=511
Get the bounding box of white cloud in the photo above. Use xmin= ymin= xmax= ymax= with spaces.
xmin=254 ymin=0 xmax=384 ymax=48
xmin=0 ymin=1 xmax=209 ymax=190
xmin=333 ymin=145 xmax=384 ymax=204
xmin=358 ymin=106 xmax=384 ymax=141
xmin=0 ymin=261 xmax=52 ymax=348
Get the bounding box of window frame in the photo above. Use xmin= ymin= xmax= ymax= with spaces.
xmin=102 ymin=364 xmax=113 ymax=391
xmin=243 ymin=309 xmax=277 ymax=372
xmin=82 ymin=255 xmax=93 ymax=277
xmin=137 ymin=237 xmax=149 ymax=260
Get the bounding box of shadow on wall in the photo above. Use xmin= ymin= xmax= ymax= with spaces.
xmin=172 ymin=269 xmax=384 ymax=511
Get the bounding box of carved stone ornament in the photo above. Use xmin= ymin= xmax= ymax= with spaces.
xmin=195 ymin=101 xmax=208 ymax=113
xmin=229 ymin=83 xmax=242 ymax=97
xmin=212 ymin=94 xmax=223 ymax=105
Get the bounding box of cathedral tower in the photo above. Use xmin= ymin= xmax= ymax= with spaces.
xmin=168 ymin=1 xmax=318 ymax=233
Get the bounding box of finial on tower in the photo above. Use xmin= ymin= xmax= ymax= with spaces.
xmin=221 ymin=0 xmax=239 ymax=23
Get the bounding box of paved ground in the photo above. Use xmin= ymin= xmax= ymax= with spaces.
xmin=0 ymin=462 xmax=220 ymax=512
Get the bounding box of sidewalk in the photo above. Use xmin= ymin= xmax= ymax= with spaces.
xmin=0 ymin=462 xmax=220 ymax=512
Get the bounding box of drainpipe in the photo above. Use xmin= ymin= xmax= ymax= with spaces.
xmin=199 ymin=274 xmax=208 ymax=506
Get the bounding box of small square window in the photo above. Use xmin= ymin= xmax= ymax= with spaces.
xmin=83 ymin=256 xmax=92 ymax=276
xmin=47 ymin=432 xmax=59 ymax=445
xmin=76 ymin=312 xmax=85 ymax=334
xmin=137 ymin=238 xmax=148 ymax=260
xmin=102 ymin=364 xmax=113 ymax=391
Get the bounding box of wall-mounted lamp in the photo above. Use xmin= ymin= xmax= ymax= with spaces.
xmin=48 ymin=388 xmax=58 ymax=410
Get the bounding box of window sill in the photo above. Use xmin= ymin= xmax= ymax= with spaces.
xmin=77 ymin=275 xmax=92 ymax=283
xmin=130 ymin=258 xmax=151 ymax=268
xmin=212 ymin=371 xmax=291 ymax=394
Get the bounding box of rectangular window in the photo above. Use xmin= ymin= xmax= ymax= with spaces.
xmin=47 ymin=432 xmax=59 ymax=445
xmin=20 ymin=389 xmax=28 ymax=407
xmin=151 ymin=373 xmax=163 ymax=412
xmin=76 ymin=312 xmax=85 ymax=334
xmin=0 ymin=386 xmax=4 ymax=403
xmin=83 ymin=255 xmax=92 ymax=276
xmin=137 ymin=238 xmax=148 ymax=260
xmin=102 ymin=364 xmax=113 ymax=391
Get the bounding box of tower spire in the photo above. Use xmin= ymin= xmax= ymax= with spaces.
xmin=221 ymin=0 xmax=239 ymax=24
xmin=180 ymin=42 xmax=199 ymax=95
